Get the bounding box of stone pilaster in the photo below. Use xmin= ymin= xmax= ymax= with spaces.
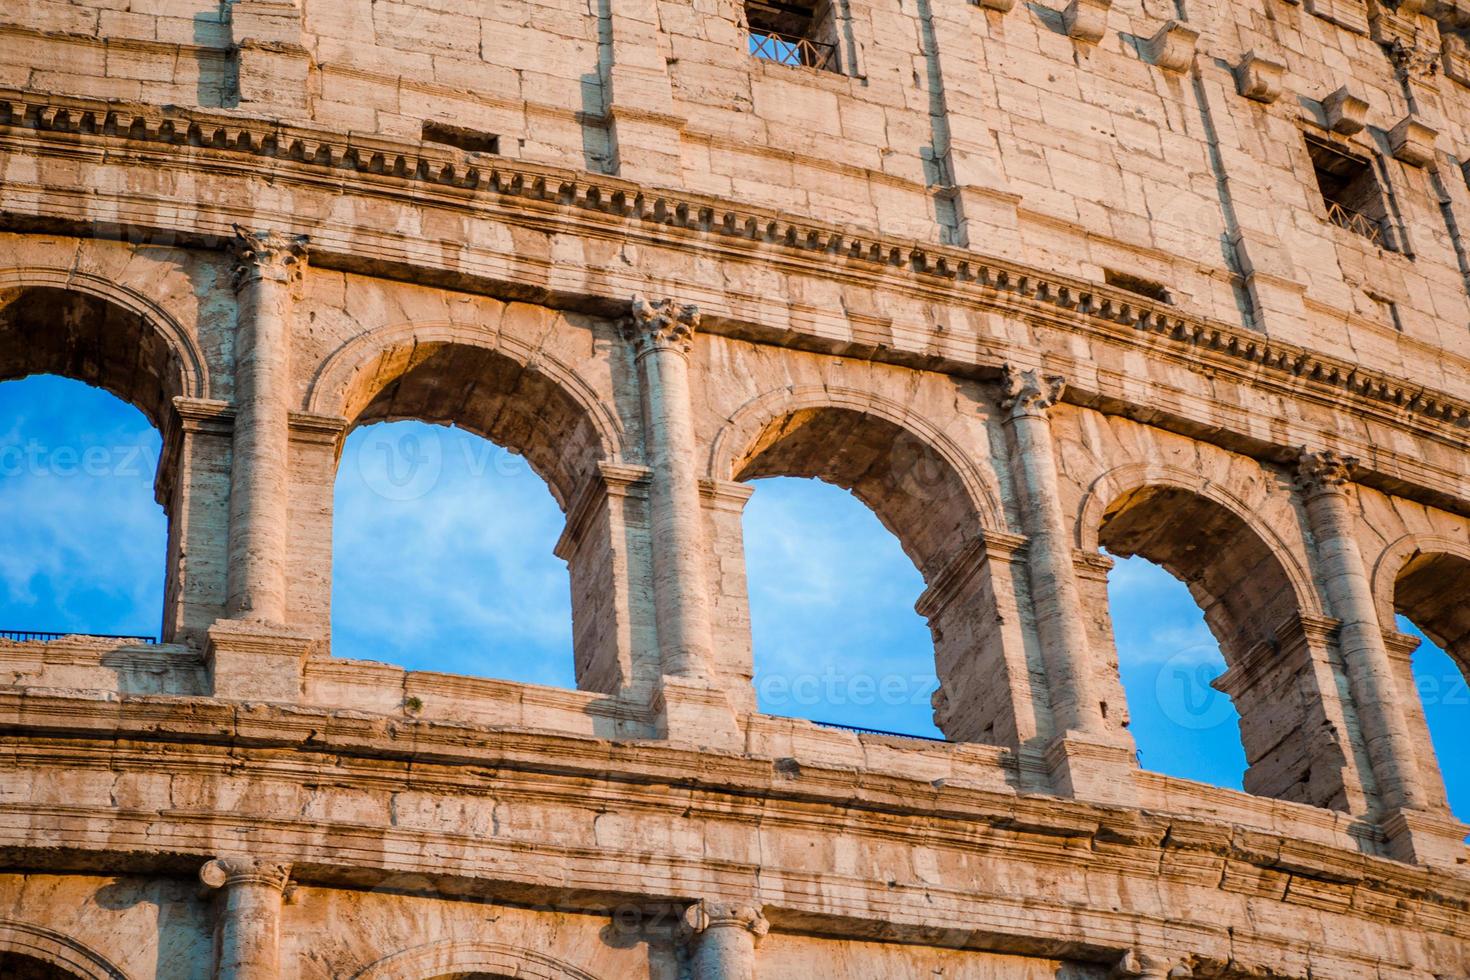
xmin=1296 ymin=450 xmax=1425 ymax=815
xmin=1000 ymin=365 xmax=1131 ymax=800
xmin=156 ymin=397 xmax=235 ymax=648
xmin=554 ymin=462 xmax=659 ymax=700
xmin=200 ymin=856 xmax=291 ymax=980
xmin=226 ymin=227 xmax=308 ymax=628
xmin=623 ymin=297 xmax=738 ymax=744
xmin=682 ymin=900 xmax=769 ymax=980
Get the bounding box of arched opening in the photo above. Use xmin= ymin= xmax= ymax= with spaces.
xmin=1096 ymin=485 xmax=1353 ymax=809
xmin=332 ymin=420 xmax=573 ymax=686
xmin=725 ymin=402 xmax=1015 ymax=745
xmin=0 ymin=377 xmax=166 ymax=640
xmin=1389 ymin=549 xmax=1470 ymax=821
xmin=1105 ymin=554 xmax=1247 ymax=789
xmin=0 ymin=285 xmax=191 ymax=644
xmin=743 ymin=476 xmax=939 ymax=738
xmin=327 ymin=339 xmax=614 ymax=691
xmin=0 ymin=952 xmax=88 ymax=979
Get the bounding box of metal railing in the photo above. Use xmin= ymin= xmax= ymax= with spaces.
xmin=814 ymin=719 xmax=947 ymax=742
xmin=749 ymin=30 xmax=838 ymax=72
xmin=0 ymin=629 xmax=158 ymax=644
xmin=1324 ymin=199 xmax=1386 ymax=247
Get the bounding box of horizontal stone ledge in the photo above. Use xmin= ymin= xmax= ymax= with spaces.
xmin=0 ymin=693 xmax=1459 ymax=890
xmin=0 ymin=801 xmax=1460 ymax=975
xmin=1 ymin=85 xmax=1467 ymax=441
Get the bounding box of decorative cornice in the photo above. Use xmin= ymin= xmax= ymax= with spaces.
xmin=1 ymin=89 xmax=1468 ymax=440
xmin=199 ymin=855 xmax=292 ymax=891
xmin=622 ymin=294 xmax=699 ymax=357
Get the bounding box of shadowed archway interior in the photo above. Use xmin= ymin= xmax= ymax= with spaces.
xmin=1097 ymin=485 xmax=1355 ymax=810
xmin=0 ymin=952 xmax=88 ymax=979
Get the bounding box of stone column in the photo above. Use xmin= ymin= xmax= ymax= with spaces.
xmin=199 ymin=856 xmax=291 ymax=980
xmin=226 ymin=227 xmax=307 ymax=626
xmin=682 ymin=900 xmax=769 ymax=980
xmin=622 ymin=296 xmax=715 ymax=680
xmin=1000 ymin=365 xmax=1132 ymax=801
xmin=1001 ymin=367 xmax=1105 ymax=737
xmin=1296 ymin=450 xmax=1425 ymax=813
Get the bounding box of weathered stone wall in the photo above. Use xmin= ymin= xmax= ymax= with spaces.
xmin=2 ymin=0 xmax=1470 ymax=976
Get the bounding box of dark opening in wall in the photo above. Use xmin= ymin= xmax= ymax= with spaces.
xmin=422 ymin=121 xmax=500 ymax=156
xmin=746 ymin=0 xmax=840 ymax=72
xmin=1305 ymin=134 xmax=1392 ymax=249
xmin=1104 ymin=269 xmax=1173 ymax=304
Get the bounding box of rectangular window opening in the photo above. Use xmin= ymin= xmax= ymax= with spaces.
xmin=1104 ymin=269 xmax=1173 ymax=304
xmin=422 ymin=121 xmax=501 ymax=156
xmin=746 ymin=0 xmax=841 ymax=73
xmin=1305 ymin=134 xmax=1393 ymax=250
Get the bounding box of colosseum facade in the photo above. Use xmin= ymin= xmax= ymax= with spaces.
xmin=1 ymin=0 xmax=1469 ymax=976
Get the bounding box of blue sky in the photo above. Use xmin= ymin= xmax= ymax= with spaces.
xmin=2 ymin=375 xmax=1466 ymax=821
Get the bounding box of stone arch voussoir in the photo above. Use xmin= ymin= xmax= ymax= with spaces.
xmin=304 ymin=319 xmax=626 ymax=509
xmin=1075 ymin=461 xmax=1322 ymax=621
xmin=352 ymin=939 xmax=604 ymax=980
xmin=0 ymin=266 xmax=210 ymax=422
xmin=0 ymin=920 xmax=132 ymax=980
xmin=709 ymin=384 xmax=1005 ymax=574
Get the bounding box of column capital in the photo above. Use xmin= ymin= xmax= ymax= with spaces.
xmin=230 ymin=225 xmax=310 ymax=293
xmin=681 ymin=899 xmax=770 ymax=942
xmin=199 ymin=856 xmax=292 ymax=892
xmin=1111 ymin=949 xmax=1187 ymax=979
xmin=1295 ymin=447 xmax=1358 ymax=496
xmin=622 ymin=294 xmax=700 ymax=357
xmin=1000 ymin=364 xmax=1066 ymax=418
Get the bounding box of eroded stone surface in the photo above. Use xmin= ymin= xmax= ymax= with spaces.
xmin=1 ymin=0 xmax=1469 ymax=976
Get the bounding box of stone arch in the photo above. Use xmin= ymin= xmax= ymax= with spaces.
xmin=353 ymin=940 xmax=603 ymax=980
xmin=306 ymin=320 xmax=624 ymax=510
xmin=1077 ymin=461 xmax=1323 ymax=626
xmin=1077 ymin=463 xmax=1360 ymax=809
xmin=709 ymin=384 xmax=1004 ymax=579
xmin=709 ymin=384 xmax=1020 ymax=745
xmin=1371 ymin=534 xmax=1470 ymax=674
xmin=0 ymin=267 xmax=209 ymax=424
xmin=0 ymin=920 xmax=131 ymax=980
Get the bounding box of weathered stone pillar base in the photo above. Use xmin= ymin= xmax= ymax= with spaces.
xmin=653 ymin=675 xmax=742 ymax=750
xmin=207 ymin=621 xmax=315 ymax=703
xmin=1381 ymin=808 xmax=1470 ymax=869
xmin=1045 ymin=734 xmax=1138 ymax=806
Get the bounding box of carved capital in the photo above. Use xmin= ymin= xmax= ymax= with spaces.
xmin=1111 ymin=949 xmax=1187 ymax=979
xmin=1000 ymin=364 xmax=1066 ymax=418
xmin=1295 ymin=448 xmax=1358 ymax=495
xmin=681 ymin=900 xmax=770 ymax=941
xmin=621 ymin=294 xmax=700 ymax=357
xmin=230 ymin=226 xmax=309 ymax=293
xmin=199 ymin=856 xmax=292 ymax=892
